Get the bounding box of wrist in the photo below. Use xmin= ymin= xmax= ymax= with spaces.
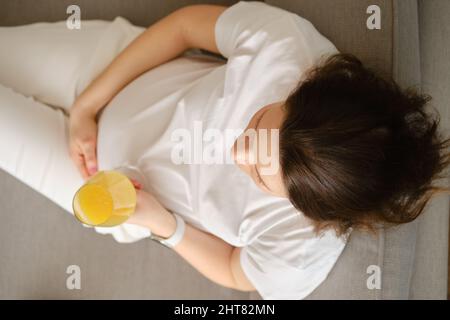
xmin=70 ymin=101 xmax=97 ymax=119
xmin=150 ymin=213 xmax=186 ymax=249
xmin=70 ymin=91 xmax=109 ymax=119
xmin=146 ymin=210 xmax=177 ymax=238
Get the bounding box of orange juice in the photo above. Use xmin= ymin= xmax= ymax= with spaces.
xmin=72 ymin=170 xmax=137 ymax=227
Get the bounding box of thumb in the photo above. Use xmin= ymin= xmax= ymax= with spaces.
xmin=81 ymin=141 xmax=98 ymax=175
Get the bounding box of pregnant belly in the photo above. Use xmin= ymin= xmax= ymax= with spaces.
xmin=96 ymin=55 xmax=222 ymax=231
xmin=96 ymin=55 xmax=222 ymax=169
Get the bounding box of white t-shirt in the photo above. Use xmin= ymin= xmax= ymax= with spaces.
xmin=95 ymin=1 xmax=348 ymax=300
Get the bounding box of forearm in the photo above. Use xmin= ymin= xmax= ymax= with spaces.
xmin=144 ymin=212 xmax=241 ymax=290
xmin=174 ymin=224 xmax=240 ymax=290
xmin=71 ymin=10 xmax=189 ymax=117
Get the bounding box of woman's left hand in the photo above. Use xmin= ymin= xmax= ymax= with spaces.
xmin=126 ymin=187 xmax=177 ymax=238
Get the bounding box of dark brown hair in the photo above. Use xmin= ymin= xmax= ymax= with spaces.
xmin=279 ymin=53 xmax=450 ymax=236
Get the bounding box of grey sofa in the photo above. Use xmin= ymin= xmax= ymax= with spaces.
xmin=0 ymin=0 xmax=448 ymax=299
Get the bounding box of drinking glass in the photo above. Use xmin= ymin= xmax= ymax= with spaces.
xmin=72 ymin=165 xmax=146 ymax=227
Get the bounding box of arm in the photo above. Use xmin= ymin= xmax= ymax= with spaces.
xmin=142 ymin=5 xmax=254 ymax=290
xmin=71 ymin=4 xmax=227 ymax=118
xmin=68 ymin=4 xmax=227 ymax=179
xmin=174 ymin=223 xmax=255 ymax=291
xmin=71 ymin=4 xmax=254 ymax=290
xmin=128 ymin=189 xmax=256 ymax=292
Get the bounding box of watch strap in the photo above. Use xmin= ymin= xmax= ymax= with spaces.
xmin=150 ymin=213 xmax=185 ymax=248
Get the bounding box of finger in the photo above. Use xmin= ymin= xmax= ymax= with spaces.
xmin=129 ymin=178 xmax=142 ymax=189
xmin=81 ymin=141 xmax=98 ymax=175
xmin=70 ymin=151 xmax=90 ymax=180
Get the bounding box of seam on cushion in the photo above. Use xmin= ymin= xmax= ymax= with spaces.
xmin=404 ymin=2 xmax=421 ymax=298
xmin=377 ymin=226 xmax=385 ymax=300
xmin=391 ymin=0 xmax=397 ymax=80
xmin=407 ymin=220 xmax=420 ymax=299
xmin=382 ymin=0 xmax=396 ymax=302
xmin=413 ymin=0 xmax=422 ymax=88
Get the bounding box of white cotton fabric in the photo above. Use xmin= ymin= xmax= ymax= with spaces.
xmin=0 ymin=1 xmax=348 ymax=299
xmin=0 ymin=17 xmax=143 ymax=110
xmin=95 ymin=1 xmax=349 ymax=300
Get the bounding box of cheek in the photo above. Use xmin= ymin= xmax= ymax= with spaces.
xmin=236 ymin=162 xmax=251 ymax=178
xmin=232 ymin=132 xmax=255 ymax=165
xmin=267 ymin=172 xmax=288 ymax=197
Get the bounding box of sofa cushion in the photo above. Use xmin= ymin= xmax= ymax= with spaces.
xmin=3 ymin=0 xmax=443 ymax=300
xmin=0 ymin=0 xmax=240 ymax=26
xmin=265 ymin=0 xmax=393 ymax=76
xmin=410 ymin=0 xmax=450 ymax=299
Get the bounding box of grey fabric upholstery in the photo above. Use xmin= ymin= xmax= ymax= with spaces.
xmin=266 ymin=0 xmax=393 ymax=77
xmin=409 ymin=0 xmax=450 ymax=299
xmin=0 ymin=0 xmax=240 ymax=26
xmin=0 ymin=170 xmax=249 ymax=299
xmin=0 ymin=0 xmax=448 ymax=299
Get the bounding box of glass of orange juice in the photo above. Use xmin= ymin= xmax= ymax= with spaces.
xmin=72 ymin=165 xmax=145 ymax=227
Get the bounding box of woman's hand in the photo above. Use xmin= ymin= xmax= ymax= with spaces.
xmin=68 ymin=106 xmax=99 ymax=180
xmin=127 ymin=188 xmax=177 ymax=238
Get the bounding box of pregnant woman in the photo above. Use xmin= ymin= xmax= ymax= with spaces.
xmin=0 ymin=1 xmax=448 ymax=299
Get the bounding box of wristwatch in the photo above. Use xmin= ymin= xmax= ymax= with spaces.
xmin=149 ymin=213 xmax=185 ymax=249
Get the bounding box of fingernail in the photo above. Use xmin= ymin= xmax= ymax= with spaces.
xmin=88 ymin=165 xmax=97 ymax=174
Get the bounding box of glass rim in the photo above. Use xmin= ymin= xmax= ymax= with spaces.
xmin=72 ymin=169 xmax=137 ymax=227
xmin=72 ymin=181 xmax=114 ymax=227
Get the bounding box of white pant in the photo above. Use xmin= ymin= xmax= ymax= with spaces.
xmin=0 ymin=17 xmax=151 ymax=243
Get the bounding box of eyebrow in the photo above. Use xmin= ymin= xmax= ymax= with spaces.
xmin=253 ymin=108 xmax=272 ymax=192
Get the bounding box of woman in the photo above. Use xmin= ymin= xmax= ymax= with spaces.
xmin=0 ymin=1 xmax=448 ymax=299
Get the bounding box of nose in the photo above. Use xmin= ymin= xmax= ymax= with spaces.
xmin=232 ymin=131 xmax=256 ymax=169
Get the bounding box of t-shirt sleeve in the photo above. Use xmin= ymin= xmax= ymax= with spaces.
xmin=214 ymin=1 xmax=338 ymax=61
xmin=239 ymin=214 xmax=348 ymax=300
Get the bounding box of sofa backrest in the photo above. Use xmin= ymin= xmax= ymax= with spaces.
xmin=4 ymin=0 xmax=440 ymax=300
xmin=2 ymin=0 xmax=394 ymax=76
